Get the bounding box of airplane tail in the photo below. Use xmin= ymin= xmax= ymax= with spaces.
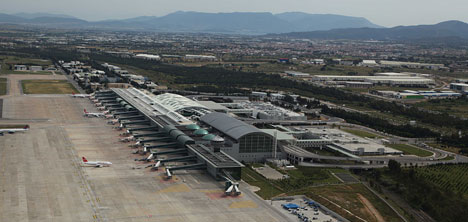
xmin=82 ymin=157 xmax=88 ymax=162
xmin=24 ymin=125 xmax=30 ymax=130
xmin=84 ymin=109 xmax=88 ymax=114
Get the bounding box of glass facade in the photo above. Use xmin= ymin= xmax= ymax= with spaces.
xmin=239 ymin=133 xmax=273 ymax=153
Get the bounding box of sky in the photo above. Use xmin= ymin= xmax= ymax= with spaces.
xmin=2 ymin=0 xmax=468 ymax=27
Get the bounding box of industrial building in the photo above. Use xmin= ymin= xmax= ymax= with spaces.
xmin=312 ymin=74 xmax=435 ymax=87
xmin=285 ymin=71 xmax=310 ymax=77
xmin=373 ymin=90 xmax=461 ymax=100
xmin=450 ymin=83 xmax=468 ymax=92
xmin=135 ymin=54 xmax=161 ymax=60
xmin=379 ymin=61 xmax=446 ymax=70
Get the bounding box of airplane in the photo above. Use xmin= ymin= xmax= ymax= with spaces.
xmin=83 ymin=109 xmax=105 ymax=118
xmin=71 ymin=93 xmax=91 ymax=98
xmin=0 ymin=125 xmax=29 ymax=135
xmin=107 ymin=119 xmax=119 ymax=125
xmin=81 ymin=157 xmax=112 ymax=167
xmin=120 ymin=136 xmax=135 ymax=142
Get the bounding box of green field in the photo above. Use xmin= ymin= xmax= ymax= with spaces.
xmin=290 ymin=183 xmax=402 ymax=222
xmin=342 ymin=128 xmax=383 ymax=138
xmin=416 ymin=164 xmax=468 ymax=196
xmin=21 ymin=80 xmax=78 ymax=94
xmin=0 ymin=55 xmax=52 ymax=75
xmin=0 ymin=78 xmax=6 ymax=95
xmin=387 ymin=144 xmax=433 ymax=157
xmin=241 ymin=167 xmax=283 ymax=199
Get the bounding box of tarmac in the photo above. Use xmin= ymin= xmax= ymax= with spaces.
xmin=0 ymin=74 xmax=292 ymax=222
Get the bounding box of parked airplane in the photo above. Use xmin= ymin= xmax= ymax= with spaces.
xmin=81 ymin=157 xmax=112 ymax=167
xmin=0 ymin=125 xmax=29 ymax=135
xmin=71 ymin=93 xmax=90 ymax=98
xmin=83 ymin=109 xmax=105 ymax=118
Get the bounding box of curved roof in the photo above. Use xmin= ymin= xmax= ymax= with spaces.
xmin=186 ymin=124 xmax=200 ymax=130
xmin=153 ymin=93 xmax=207 ymax=112
xmin=194 ymin=129 xmax=209 ymax=136
xmin=202 ymin=134 xmax=225 ymax=142
xmin=200 ymin=112 xmax=264 ymax=140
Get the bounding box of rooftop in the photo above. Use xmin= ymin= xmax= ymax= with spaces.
xmin=201 ymin=112 xmax=263 ymax=140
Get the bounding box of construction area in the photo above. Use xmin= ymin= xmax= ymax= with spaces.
xmin=0 ymin=75 xmax=292 ymax=222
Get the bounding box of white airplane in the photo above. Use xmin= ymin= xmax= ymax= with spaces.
xmin=71 ymin=93 xmax=91 ymax=98
xmin=83 ymin=109 xmax=105 ymax=118
xmin=107 ymin=119 xmax=119 ymax=125
xmin=0 ymin=125 xmax=29 ymax=135
xmin=120 ymin=136 xmax=135 ymax=142
xmin=82 ymin=157 xmax=112 ymax=167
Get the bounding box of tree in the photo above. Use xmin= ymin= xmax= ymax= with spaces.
xmin=388 ymin=159 xmax=401 ymax=173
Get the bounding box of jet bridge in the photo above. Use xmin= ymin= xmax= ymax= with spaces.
xmin=152 ymin=155 xmax=197 ymax=169
xmin=113 ymin=111 xmax=139 ymax=116
xmin=144 ymin=142 xmax=179 ymax=149
xmin=150 ymin=148 xmax=188 ymax=156
xmin=133 ymin=132 xmax=166 ymax=138
xmin=118 ymin=115 xmax=145 ymax=121
xmin=127 ymin=126 xmax=159 ymax=132
xmin=165 ymin=163 xmax=207 ymax=179
xmin=137 ymin=137 xmax=172 ymax=144
xmin=121 ymin=120 xmax=150 ymax=127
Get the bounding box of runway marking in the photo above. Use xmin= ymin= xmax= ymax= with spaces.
xmin=229 ymin=200 xmax=258 ymax=208
xmin=156 ymin=184 xmax=191 ymax=193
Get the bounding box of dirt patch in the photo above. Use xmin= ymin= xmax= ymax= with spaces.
xmin=357 ymin=193 xmax=385 ymax=222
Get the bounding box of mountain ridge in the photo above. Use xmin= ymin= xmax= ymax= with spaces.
xmin=268 ymin=20 xmax=468 ymax=40
xmin=0 ymin=11 xmax=382 ymax=34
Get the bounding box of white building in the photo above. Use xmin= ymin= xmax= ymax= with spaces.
xmin=14 ymin=65 xmax=27 ymax=71
xmin=285 ymin=71 xmax=310 ymax=77
xmin=360 ymin=60 xmax=378 ymax=67
xmin=135 ymin=54 xmax=161 ymax=60
xmin=185 ymin=55 xmax=217 ymax=61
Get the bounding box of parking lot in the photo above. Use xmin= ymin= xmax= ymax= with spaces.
xmin=272 ymin=197 xmax=340 ymax=222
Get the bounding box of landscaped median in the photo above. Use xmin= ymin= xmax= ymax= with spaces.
xmin=386 ymin=144 xmax=433 ymax=157
xmin=21 ymin=80 xmax=78 ymax=94
xmin=0 ymin=78 xmax=6 ymax=95
xmin=342 ymin=128 xmax=383 ymax=139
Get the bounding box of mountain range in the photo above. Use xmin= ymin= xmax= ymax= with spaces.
xmin=0 ymin=11 xmax=381 ymax=34
xmin=1 ymin=11 xmax=468 ymax=41
xmin=270 ymin=20 xmax=468 ymax=40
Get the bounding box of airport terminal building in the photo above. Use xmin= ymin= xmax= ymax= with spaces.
xmin=200 ymin=112 xmax=275 ymax=162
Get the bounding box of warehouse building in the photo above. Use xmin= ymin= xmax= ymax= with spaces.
xmin=450 ymin=83 xmax=468 ymax=92
xmin=312 ymin=75 xmax=434 ymax=87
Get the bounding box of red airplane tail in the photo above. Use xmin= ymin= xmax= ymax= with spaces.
xmin=24 ymin=125 xmax=30 ymax=129
xmin=84 ymin=109 xmax=88 ymax=114
xmin=82 ymin=157 xmax=88 ymax=162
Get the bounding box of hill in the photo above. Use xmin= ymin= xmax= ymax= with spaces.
xmin=271 ymin=21 xmax=468 ymax=40
xmin=0 ymin=11 xmax=382 ymax=34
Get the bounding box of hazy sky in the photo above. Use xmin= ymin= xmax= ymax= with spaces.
xmin=2 ymin=0 xmax=468 ymax=27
